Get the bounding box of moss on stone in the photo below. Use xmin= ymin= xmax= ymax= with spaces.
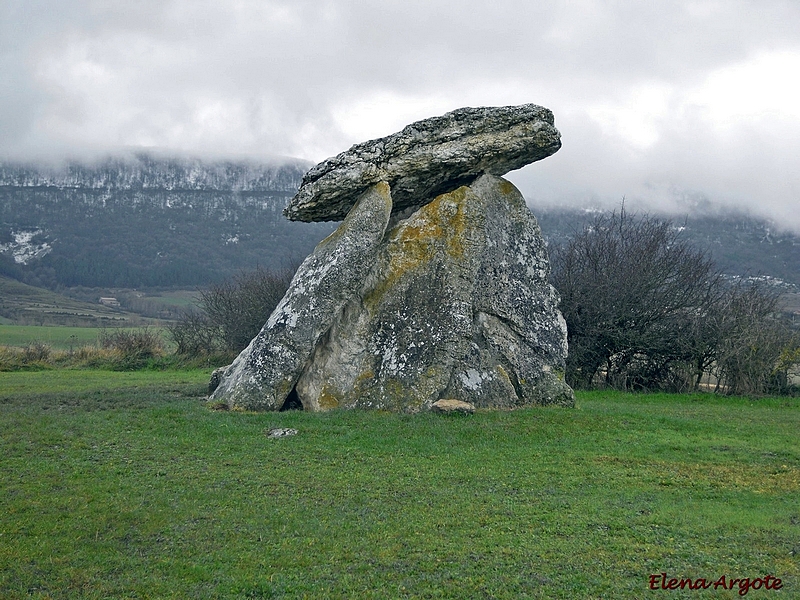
xmin=317 ymin=386 xmax=340 ymax=410
xmin=363 ymin=187 xmax=472 ymax=310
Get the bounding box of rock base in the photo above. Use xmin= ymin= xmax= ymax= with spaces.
xmin=210 ymin=175 xmax=573 ymax=412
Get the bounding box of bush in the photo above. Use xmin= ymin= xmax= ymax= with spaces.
xmin=0 ymin=341 xmax=55 ymax=371
xmin=168 ymin=310 xmax=220 ymax=356
xmin=98 ymin=327 xmax=165 ymax=368
xmin=549 ymin=208 xmax=799 ymax=394
xmin=550 ymin=208 xmax=720 ymax=390
xmin=710 ymin=282 xmax=800 ymax=395
xmin=22 ymin=340 xmax=51 ymax=363
xmin=168 ymin=266 xmax=294 ymax=356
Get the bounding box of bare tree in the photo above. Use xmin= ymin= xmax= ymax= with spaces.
xmin=550 ymin=207 xmax=800 ymax=394
xmin=167 ymin=310 xmax=220 ymax=356
xmin=711 ymin=281 xmax=799 ymax=395
xmin=168 ymin=266 xmax=294 ymax=356
xmin=550 ymin=208 xmax=721 ymax=390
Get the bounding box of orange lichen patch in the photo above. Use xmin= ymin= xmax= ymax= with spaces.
xmin=373 ymin=180 xmax=391 ymax=196
xmin=440 ymin=188 xmax=472 ymax=260
xmin=364 ymin=187 xmax=473 ymax=308
xmin=317 ymin=386 xmax=340 ymax=410
xmin=354 ymin=369 xmax=375 ymax=388
xmin=379 ymin=378 xmax=429 ymax=413
xmin=495 ymin=364 xmax=512 ymax=386
xmin=499 ymin=179 xmax=516 ymax=196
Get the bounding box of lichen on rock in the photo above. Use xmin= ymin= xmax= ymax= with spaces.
xmin=210 ymin=103 xmax=574 ymax=412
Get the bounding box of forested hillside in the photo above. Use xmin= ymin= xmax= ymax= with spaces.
xmin=1 ymin=154 xmax=798 ymax=291
xmin=536 ymin=207 xmax=800 ymax=287
xmin=0 ymin=154 xmax=335 ymax=289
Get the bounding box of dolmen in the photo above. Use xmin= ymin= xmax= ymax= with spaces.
xmin=209 ymin=104 xmax=574 ymax=412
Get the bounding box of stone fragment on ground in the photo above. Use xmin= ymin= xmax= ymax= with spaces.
xmin=265 ymin=428 xmax=298 ymax=438
xmin=431 ymin=399 xmax=476 ymax=414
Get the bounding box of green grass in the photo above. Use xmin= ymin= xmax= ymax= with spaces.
xmin=1 ymin=377 xmax=798 ymax=599
xmin=0 ymin=324 xmax=173 ymax=351
xmin=0 ymin=325 xmax=107 ymax=349
xmin=0 ymin=369 xmax=210 ymax=395
xmin=141 ymin=290 xmax=200 ymax=309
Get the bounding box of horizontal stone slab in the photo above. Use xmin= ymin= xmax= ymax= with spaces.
xmin=284 ymin=104 xmax=561 ymax=222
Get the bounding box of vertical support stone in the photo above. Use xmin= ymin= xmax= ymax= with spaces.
xmin=210 ymin=182 xmax=392 ymax=410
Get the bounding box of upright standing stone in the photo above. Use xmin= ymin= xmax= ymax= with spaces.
xmin=295 ymin=182 xmax=485 ymax=411
xmin=294 ymin=175 xmax=573 ymax=411
xmin=210 ymin=182 xmax=392 ymax=410
xmin=444 ymin=175 xmax=572 ymax=407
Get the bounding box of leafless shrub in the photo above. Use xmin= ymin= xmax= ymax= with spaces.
xmin=22 ymin=340 xmax=51 ymax=363
xmin=99 ymin=327 xmax=164 ymax=359
xmin=551 ymin=207 xmax=720 ymax=390
xmin=711 ymin=282 xmax=800 ymax=395
xmin=167 ymin=310 xmax=220 ymax=356
xmin=550 ymin=207 xmax=800 ymax=394
xmin=168 ymin=266 xmax=294 ymax=356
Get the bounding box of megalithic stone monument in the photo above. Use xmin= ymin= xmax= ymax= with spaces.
xmin=210 ymin=104 xmax=574 ymax=411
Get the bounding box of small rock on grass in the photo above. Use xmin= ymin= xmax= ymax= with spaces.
xmin=431 ymin=399 xmax=476 ymax=415
xmin=265 ymin=427 xmax=299 ymax=438
xmin=208 ymin=366 xmax=229 ymax=394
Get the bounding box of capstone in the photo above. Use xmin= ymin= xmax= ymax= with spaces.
xmin=284 ymin=104 xmax=561 ymax=222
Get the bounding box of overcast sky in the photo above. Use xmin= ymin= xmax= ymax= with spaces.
xmin=2 ymin=0 xmax=799 ymax=228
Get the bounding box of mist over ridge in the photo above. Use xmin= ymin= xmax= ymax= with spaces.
xmin=1 ymin=152 xmax=797 ymax=292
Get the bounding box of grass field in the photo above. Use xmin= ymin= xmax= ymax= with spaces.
xmin=0 ymin=324 xmax=172 ymax=352
xmin=1 ymin=373 xmax=798 ymax=599
xmin=0 ymin=325 xmax=107 ymax=350
xmin=140 ymin=290 xmax=200 ymax=309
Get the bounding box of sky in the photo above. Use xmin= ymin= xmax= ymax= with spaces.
xmin=2 ymin=0 xmax=799 ymax=229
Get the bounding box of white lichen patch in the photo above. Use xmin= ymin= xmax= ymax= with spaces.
xmin=460 ymin=368 xmax=489 ymax=391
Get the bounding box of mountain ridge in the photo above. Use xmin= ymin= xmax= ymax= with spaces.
xmin=1 ymin=154 xmax=798 ymax=291
xmin=0 ymin=154 xmax=335 ymax=289
xmin=0 ymin=153 xmax=312 ymax=192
